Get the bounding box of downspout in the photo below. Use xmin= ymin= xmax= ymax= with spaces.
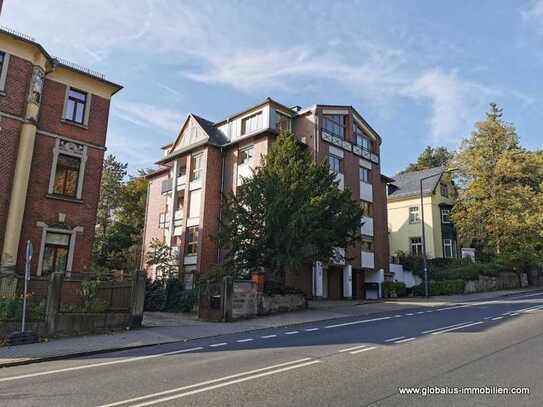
xmin=216 ymin=118 xmax=229 ymax=264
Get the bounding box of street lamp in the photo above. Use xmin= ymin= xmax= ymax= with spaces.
xmin=420 ymin=167 xmax=458 ymax=298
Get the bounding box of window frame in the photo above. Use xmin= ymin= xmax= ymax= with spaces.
xmin=42 ymin=232 xmax=71 ymax=275
xmin=238 ymin=145 xmax=254 ymax=166
xmin=443 ymin=238 xmax=454 ymax=258
xmin=328 ymin=153 xmax=342 ymax=174
xmin=186 ymin=226 xmax=199 ymax=256
xmin=0 ymin=51 xmax=10 ymax=92
xmin=360 ymin=200 xmax=373 ymax=218
xmin=361 ymin=235 xmax=374 ymax=252
xmin=440 ymin=183 xmax=449 ymax=198
xmin=241 ymin=111 xmax=263 ymax=135
xmin=321 ymin=114 xmax=347 ymax=140
xmin=441 ymin=208 xmax=451 ymax=224
xmin=48 ymin=139 xmax=88 ymax=201
xmin=63 ymin=87 xmax=90 ymax=126
xmin=409 ymin=206 xmax=420 ymax=224
xmin=359 ymin=167 xmax=371 ymax=184
xmin=410 ymin=237 xmax=423 ymax=257
xmin=190 ymin=153 xmax=203 ymax=182
xmin=353 ymin=123 xmax=372 ymax=152
xmin=52 ymin=154 xmax=81 ymax=198
xmin=275 ymin=111 xmax=292 ymax=133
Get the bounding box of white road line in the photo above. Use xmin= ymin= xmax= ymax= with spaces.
xmin=431 ymin=321 xmax=484 ymax=335
xmin=236 ymin=338 xmax=253 ymax=343
xmin=384 ymin=336 xmax=405 ymax=343
xmin=325 ymin=316 xmax=391 ymax=329
xmin=98 ymin=358 xmax=315 ymax=407
xmin=284 ymin=331 xmax=299 ymax=335
xmin=421 ymin=321 xmax=473 ymax=334
xmin=416 ymin=311 xmax=425 ymax=314
xmin=338 ymin=344 xmax=369 ymax=353
xmin=425 ymin=310 xmax=434 ymax=313
xmin=261 ymin=334 xmax=277 ymax=339
xmin=350 ymin=346 xmax=377 ymax=355
xmin=491 ymin=316 xmax=503 ymax=321
xmin=436 ymin=305 xmax=471 ymax=312
xmin=114 ymin=360 xmax=322 ymax=407
xmin=405 ymin=313 xmax=414 ymax=316
xmin=394 ymin=337 xmax=416 ymax=344
xmin=484 ymin=316 xmax=493 ymax=320
xmin=510 ymin=313 xmax=519 ymax=316
xmin=209 ymin=342 xmax=227 ymax=347
xmin=304 ymin=328 xmax=319 ymax=332
xmin=0 ymin=346 xmax=204 ymax=383
xmin=394 ymin=315 xmax=402 ymax=318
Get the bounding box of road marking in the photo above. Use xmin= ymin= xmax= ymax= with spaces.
xmin=421 ymin=321 xmax=473 ymax=334
xmin=105 ymin=360 xmax=322 ymax=407
xmin=261 ymin=334 xmax=277 ymax=339
xmin=425 ymin=310 xmax=434 ymax=313
xmin=236 ymin=338 xmax=253 ymax=343
xmin=284 ymin=331 xmax=299 ymax=335
xmin=305 ymin=328 xmax=319 ymax=332
xmin=384 ymin=336 xmax=405 ymax=342
xmin=491 ymin=316 xmax=503 ymax=320
xmin=325 ymin=316 xmax=391 ymax=329
xmin=339 ymin=344 xmax=369 ymax=353
xmin=431 ymin=321 xmax=484 ymax=334
xmin=0 ymin=346 xmax=204 ymax=383
xmin=405 ymin=313 xmax=414 ymax=316
xmin=98 ymin=358 xmax=315 ymax=407
xmin=484 ymin=316 xmax=493 ymax=320
xmin=209 ymin=342 xmax=227 ymax=347
xmin=394 ymin=337 xmax=416 ymax=344
xmin=350 ymin=346 xmax=377 ymax=354
xmin=510 ymin=313 xmax=519 ymax=316
xmin=510 ymin=292 xmax=543 ymax=299
xmin=394 ymin=315 xmax=402 ymax=318
xmin=416 ymin=311 xmax=425 ymax=314
xmin=436 ymin=305 xmax=471 ymax=312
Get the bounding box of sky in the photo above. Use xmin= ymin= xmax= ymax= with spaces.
xmin=1 ymin=0 xmax=542 ymax=176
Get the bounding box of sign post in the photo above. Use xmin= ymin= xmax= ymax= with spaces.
xmin=21 ymin=240 xmax=32 ymax=333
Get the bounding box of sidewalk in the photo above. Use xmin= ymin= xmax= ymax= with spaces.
xmin=1 ymin=287 xmax=541 ymax=368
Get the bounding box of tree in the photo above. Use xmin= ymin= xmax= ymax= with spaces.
xmin=451 ymin=103 xmax=543 ymax=267
xmin=400 ymin=146 xmax=454 ymax=174
xmin=145 ymin=238 xmax=179 ymax=280
xmin=219 ymin=132 xmax=364 ymax=284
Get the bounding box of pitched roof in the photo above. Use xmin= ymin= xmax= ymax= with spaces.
xmin=191 ymin=114 xmax=229 ymax=146
xmin=387 ymin=166 xmax=445 ymax=200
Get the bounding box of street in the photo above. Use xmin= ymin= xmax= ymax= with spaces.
xmin=1 ymin=291 xmax=543 ymax=407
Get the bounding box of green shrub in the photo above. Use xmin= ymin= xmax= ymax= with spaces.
xmin=0 ymin=296 xmax=45 ymax=321
xmin=383 ymin=282 xmax=407 ymax=298
xmin=176 ymin=290 xmax=197 ymax=313
xmin=413 ymin=279 xmax=465 ymax=296
xmin=144 ymin=278 xmax=166 ymax=312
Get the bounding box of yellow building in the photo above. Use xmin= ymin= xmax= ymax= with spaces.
xmin=387 ymin=167 xmax=458 ymax=259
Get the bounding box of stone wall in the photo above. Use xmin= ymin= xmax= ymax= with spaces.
xmin=229 ymin=280 xmax=306 ymax=321
xmin=464 ymin=272 xmax=522 ymax=294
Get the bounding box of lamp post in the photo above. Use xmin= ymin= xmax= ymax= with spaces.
xmin=419 ymin=168 xmax=457 ymax=298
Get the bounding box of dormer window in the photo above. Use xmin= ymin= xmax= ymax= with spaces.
xmin=241 ymin=111 xmax=263 ymax=135
xmin=275 ymin=111 xmax=291 ymax=133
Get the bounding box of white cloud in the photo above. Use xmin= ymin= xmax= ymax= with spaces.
xmin=113 ymin=101 xmax=183 ymax=134
xmin=521 ymin=0 xmax=543 ymax=34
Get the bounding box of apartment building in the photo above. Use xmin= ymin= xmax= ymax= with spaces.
xmin=0 ymin=27 xmax=122 ymax=276
xmin=387 ymin=166 xmax=459 ymax=259
xmin=143 ymin=98 xmax=390 ymax=300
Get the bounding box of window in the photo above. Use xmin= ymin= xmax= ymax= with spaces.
xmin=64 ymin=88 xmax=88 ymax=124
xmin=190 ymin=153 xmax=203 ymax=181
xmin=322 ymin=114 xmax=346 ymax=140
xmin=238 ymin=146 xmax=254 ymax=166
xmin=189 ymin=189 xmax=201 ymax=219
xmin=409 ymin=206 xmax=420 ymax=224
xmin=443 ymin=239 xmax=454 ymax=258
xmin=53 ymin=154 xmax=81 ymax=197
xmin=276 ymin=111 xmax=291 ymax=133
xmin=440 ymin=183 xmax=449 ymax=198
xmin=360 ymin=201 xmax=373 ymax=217
xmin=0 ymin=51 xmax=10 ymax=92
xmin=177 ymin=166 xmax=186 ymax=178
xmin=241 ymin=111 xmax=263 ymax=135
xmin=361 ymin=236 xmax=374 ymax=252
xmin=360 ymin=167 xmax=371 ymax=184
xmin=328 ymin=154 xmax=342 ymax=174
xmin=410 ymin=237 xmax=423 ymax=257
xmin=159 ymin=212 xmax=168 ymax=229
xmin=353 ymin=123 xmax=372 ymax=152
xmin=441 ymin=208 xmax=451 ymax=224
xmin=186 ymin=226 xmax=199 ymax=255
xmin=42 ymin=232 xmax=71 ymax=274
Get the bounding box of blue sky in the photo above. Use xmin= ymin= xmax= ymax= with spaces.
xmin=2 ymin=1 xmax=542 ymax=175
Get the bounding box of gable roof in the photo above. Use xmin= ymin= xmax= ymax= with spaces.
xmin=191 ymin=114 xmax=229 ymax=146
xmin=387 ymin=166 xmax=445 ymax=200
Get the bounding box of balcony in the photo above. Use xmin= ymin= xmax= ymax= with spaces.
xmin=176 ymin=174 xmax=187 ymax=191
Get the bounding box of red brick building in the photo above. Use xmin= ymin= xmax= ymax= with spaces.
xmin=0 ymin=27 xmax=122 ymax=276
xmin=143 ymin=98 xmax=390 ymax=299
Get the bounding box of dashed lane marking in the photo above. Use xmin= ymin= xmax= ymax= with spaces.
xmin=393 ymin=337 xmax=416 ymax=344
xmin=350 ymin=346 xmax=377 ymax=355
xmin=384 ymin=336 xmax=405 ymax=343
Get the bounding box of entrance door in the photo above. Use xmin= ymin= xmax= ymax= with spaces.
xmin=327 ymin=267 xmax=344 ymax=300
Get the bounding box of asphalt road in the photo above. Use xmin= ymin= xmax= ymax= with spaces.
xmin=1 ymin=291 xmax=543 ymax=407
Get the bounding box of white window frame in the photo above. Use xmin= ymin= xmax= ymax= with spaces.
xmin=48 ymin=138 xmax=88 ymax=200
xmin=62 ymin=86 xmax=92 ymax=127
xmin=409 ymin=206 xmax=420 ymax=224
xmin=328 ymin=154 xmax=342 ymax=174
xmin=443 ymin=238 xmax=454 ymax=258
xmin=190 ymin=153 xmax=203 ymax=182
xmin=36 ymin=222 xmax=83 ymax=277
xmin=241 ymin=111 xmax=263 ymax=135
xmin=410 ymin=237 xmax=423 ymax=257
xmin=0 ymin=52 xmax=10 ymax=93
xmin=238 ymin=145 xmax=254 ymax=166
xmin=275 ymin=110 xmax=292 ymax=133
xmin=441 ymin=208 xmax=451 ymax=224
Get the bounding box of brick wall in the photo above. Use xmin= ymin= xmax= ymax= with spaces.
xmin=142 ymin=170 xmax=168 ymax=273
xmin=0 ymin=54 xmax=31 ymax=117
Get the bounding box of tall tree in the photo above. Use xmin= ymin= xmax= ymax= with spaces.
xmin=219 ymin=132 xmax=364 ymax=284
xmin=400 ymin=145 xmax=454 ymax=174
xmin=452 ymin=103 xmax=543 ymax=266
